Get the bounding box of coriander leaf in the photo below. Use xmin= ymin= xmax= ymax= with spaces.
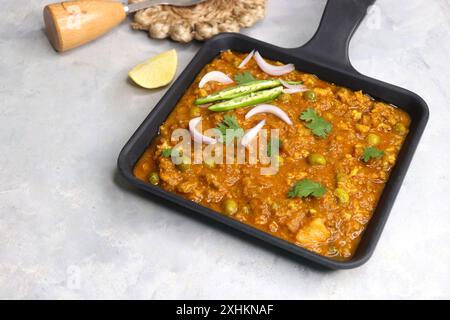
xmin=288 ymin=179 xmax=326 ymax=198
xmin=362 ymin=146 xmax=384 ymax=163
xmin=216 ymin=114 xmax=244 ymax=144
xmin=299 ymin=108 xmax=332 ymax=138
xmin=307 ymin=118 xmax=332 ymax=138
xmin=216 ymin=114 xmax=240 ymax=135
xmin=267 ymin=138 xmax=283 ymax=157
xmin=161 ymin=148 xmax=172 ymax=158
xmin=234 ymin=71 xmax=256 ymax=85
xmin=299 ymin=108 xmax=317 ymax=122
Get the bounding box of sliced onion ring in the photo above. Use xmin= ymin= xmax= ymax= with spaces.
xmin=241 ymin=120 xmax=266 ymax=147
xmin=283 ymin=88 xmax=306 ymax=94
xmin=238 ymin=50 xmax=255 ymax=69
xmin=254 ymin=51 xmax=295 ymax=76
xmin=245 ymin=104 xmax=293 ymax=125
xmin=199 ymin=71 xmax=234 ymax=88
xmin=189 ymin=117 xmax=217 ymax=145
xmin=279 ymin=79 xmax=307 ymax=92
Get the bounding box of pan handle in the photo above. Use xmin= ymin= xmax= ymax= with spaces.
xmin=292 ymin=0 xmax=376 ymax=71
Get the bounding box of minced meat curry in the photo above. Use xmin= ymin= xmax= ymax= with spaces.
xmin=134 ymin=50 xmax=410 ymax=260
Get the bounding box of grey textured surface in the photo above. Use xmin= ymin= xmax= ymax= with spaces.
xmin=1 ymin=0 xmax=449 ymax=299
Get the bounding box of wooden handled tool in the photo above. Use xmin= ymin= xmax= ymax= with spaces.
xmin=44 ymin=1 xmax=127 ymax=52
xmin=43 ymin=0 xmax=206 ymax=52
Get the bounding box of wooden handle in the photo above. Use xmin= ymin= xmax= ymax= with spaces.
xmin=44 ymin=1 xmax=127 ymax=52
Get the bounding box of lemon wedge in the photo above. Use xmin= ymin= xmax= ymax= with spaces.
xmin=128 ymin=49 xmax=178 ymax=89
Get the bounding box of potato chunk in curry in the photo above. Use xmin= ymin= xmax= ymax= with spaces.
xmin=296 ymin=218 xmax=330 ymax=246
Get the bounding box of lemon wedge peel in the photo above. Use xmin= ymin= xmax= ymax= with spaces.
xmin=128 ymin=49 xmax=178 ymax=89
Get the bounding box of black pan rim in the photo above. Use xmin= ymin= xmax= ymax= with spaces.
xmin=117 ymin=32 xmax=429 ymax=269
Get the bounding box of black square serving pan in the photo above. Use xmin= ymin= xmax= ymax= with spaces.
xmin=118 ymin=0 xmax=429 ymax=269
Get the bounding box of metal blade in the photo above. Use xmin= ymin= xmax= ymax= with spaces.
xmin=125 ymin=0 xmax=206 ymax=14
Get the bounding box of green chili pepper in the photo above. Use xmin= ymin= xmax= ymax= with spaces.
xmin=195 ymin=78 xmax=301 ymax=106
xmin=195 ymin=80 xmax=280 ymax=105
xmin=208 ymin=86 xmax=283 ymax=112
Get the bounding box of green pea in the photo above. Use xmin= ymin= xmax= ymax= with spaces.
xmin=394 ymin=122 xmax=407 ymax=135
xmin=366 ymin=133 xmax=381 ymax=146
xmin=149 ymin=172 xmax=160 ymax=185
xmin=176 ymin=156 xmax=191 ymax=172
xmin=222 ymin=199 xmax=238 ymax=215
xmin=303 ymin=90 xmax=316 ymax=102
xmin=334 ymin=188 xmax=350 ymax=204
xmin=189 ymin=106 xmax=202 ymax=118
xmin=307 ymin=153 xmax=327 ymax=166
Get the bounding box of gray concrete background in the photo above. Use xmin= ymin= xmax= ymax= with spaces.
xmin=0 ymin=0 xmax=449 ymax=299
